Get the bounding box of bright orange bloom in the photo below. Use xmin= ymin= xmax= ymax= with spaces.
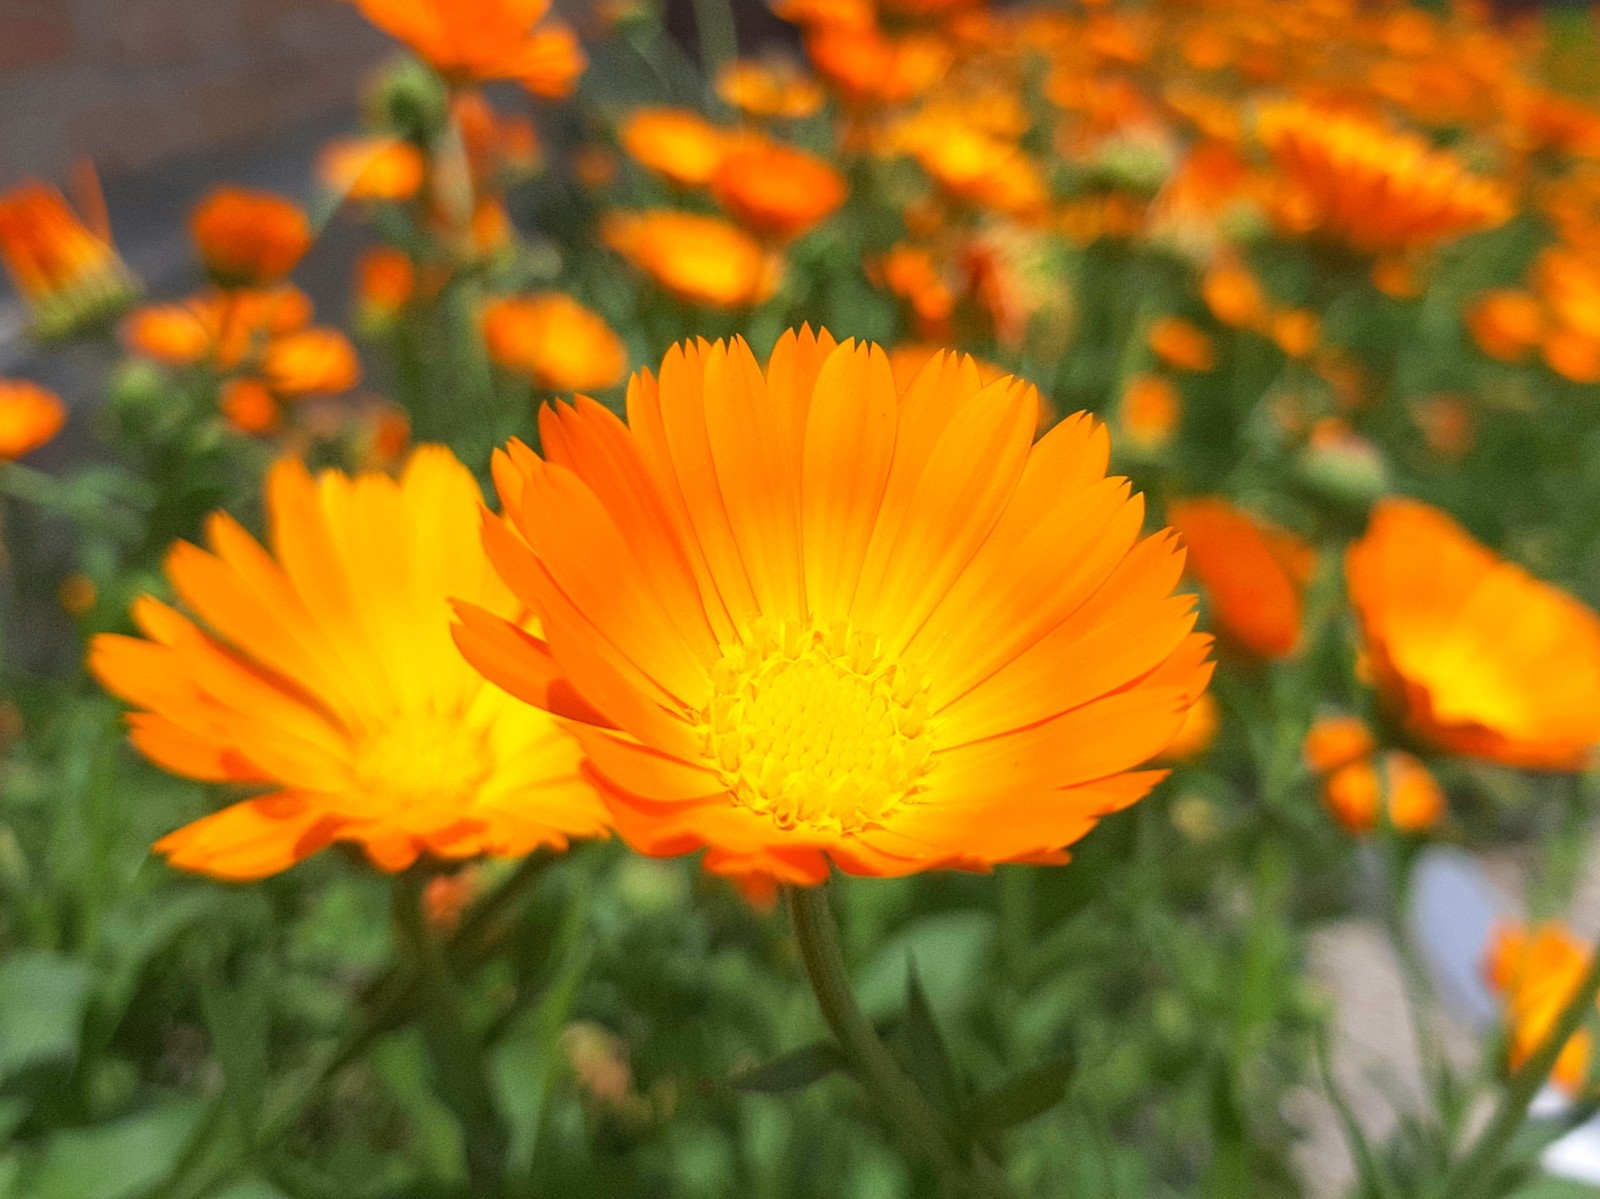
xmin=454 ymin=91 xmax=543 ymax=186
xmin=716 ymin=59 xmax=826 ymax=120
xmin=0 ymin=171 xmax=137 ymax=338
xmin=1202 ymin=256 xmax=1267 ymax=329
xmin=601 ymin=211 xmax=782 ymax=308
xmin=219 ymin=378 xmax=282 ymax=436
xmin=1347 ymin=498 xmax=1600 ymax=770
xmin=122 ymin=287 xmax=315 ymax=369
xmin=0 ymin=380 xmax=67 ymax=459
xmin=805 ymin=26 xmax=948 ymax=108
xmin=1485 ymin=922 xmax=1595 ymax=1096
xmin=1271 ymin=309 xmax=1320 ymax=358
xmin=1168 ymin=498 xmax=1314 ymax=660
xmin=91 ymin=448 xmax=608 ymax=880
xmin=355 ymin=247 xmax=417 ymax=326
xmin=1467 ymin=290 xmax=1543 ymax=363
xmin=1257 ymin=101 xmax=1511 ymax=254
xmin=711 ymin=138 xmax=847 ymax=242
xmin=353 ymin=0 xmax=585 ymax=97
xmin=1303 ymin=713 xmax=1376 ymax=775
xmin=886 ymin=343 xmax=1008 ymax=393
xmin=1544 ymin=327 xmax=1600 ymax=384
xmin=457 ymin=331 xmax=1212 ymax=885
xmin=893 ymin=116 xmax=1049 ymax=221
xmin=875 ymin=244 xmax=955 ymax=337
xmin=260 ymin=328 xmax=362 ymax=398
xmin=1148 ymin=317 xmax=1215 ymax=372
xmin=1321 ymin=750 xmax=1445 ymax=834
xmin=482 ymin=293 xmax=628 ymax=392
xmin=191 ymin=188 xmax=312 ymax=287
xmin=319 ymin=138 xmax=427 ymax=202
xmin=618 ymin=108 xmax=727 ymax=188
xmin=1118 ymin=374 xmax=1180 ymax=452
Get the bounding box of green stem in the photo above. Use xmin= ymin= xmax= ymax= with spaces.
xmin=785 ymin=883 xmax=1009 ymax=1199
xmin=395 ymin=871 xmax=509 ymax=1197
xmin=1439 ymin=925 xmax=1600 ymax=1199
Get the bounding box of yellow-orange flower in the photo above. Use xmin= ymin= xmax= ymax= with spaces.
xmin=711 ymin=138 xmax=848 ymax=242
xmin=260 ymin=328 xmax=362 ymax=398
xmin=618 ymin=108 xmax=727 ymax=188
xmin=191 ymin=188 xmax=312 ymax=287
xmin=456 ymin=331 xmax=1212 ymax=885
xmin=1168 ymin=498 xmax=1314 ymax=660
xmin=1303 ymin=713 xmax=1375 ymax=775
xmin=1118 ymin=374 xmax=1180 ymax=452
xmin=715 ymin=59 xmax=826 ymax=120
xmin=90 ymin=448 xmax=608 ymax=880
xmin=482 ymin=293 xmax=628 ymax=392
xmin=219 ymin=378 xmax=282 ymax=436
xmin=1467 ymin=290 xmax=1543 ymax=363
xmin=1257 ymin=101 xmax=1511 ymax=254
xmin=805 ymin=27 xmax=948 ymax=108
xmin=1486 ymin=922 xmax=1595 ymax=1096
xmin=0 ymin=380 xmax=67 ymax=459
xmin=601 ymin=211 xmax=781 ymax=308
xmin=1321 ymin=750 xmax=1445 ymax=834
xmin=0 ymin=171 xmax=137 ymax=338
xmin=319 ymin=138 xmax=427 ymax=203
xmin=355 ymin=247 xmax=417 ymax=327
xmin=1347 ymin=498 xmax=1600 ymax=770
xmin=122 ymin=287 xmax=315 ymax=370
xmin=875 ymin=244 xmax=955 ymax=337
xmin=353 ymin=0 xmax=585 ymax=97
xmin=1202 ymin=256 xmax=1267 ymax=329
xmin=1148 ymin=317 xmax=1215 ymax=372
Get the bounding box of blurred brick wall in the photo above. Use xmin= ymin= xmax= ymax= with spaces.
xmin=0 ymin=0 xmax=388 ymax=184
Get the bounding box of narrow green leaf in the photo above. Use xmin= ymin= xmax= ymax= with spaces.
xmin=726 ymin=1041 xmax=848 ymax=1094
xmin=967 ymin=1049 xmax=1076 ymax=1139
xmin=894 ymin=958 xmax=964 ymax=1120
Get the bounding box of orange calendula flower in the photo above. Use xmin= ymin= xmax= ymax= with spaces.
xmin=875 ymin=244 xmax=955 ymax=337
xmin=618 ymin=108 xmax=727 ymax=188
xmin=219 ymin=378 xmax=282 ymax=436
xmin=711 ymin=137 xmax=848 ymax=242
xmin=122 ymin=287 xmax=315 ymax=370
xmin=456 ymin=330 xmax=1213 ymax=886
xmin=90 ymin=448 xmax=608 ymax=880
xmin=601 ymin=211 xmax=782 ymax=308
xmin=1167 ymin=498 xmax=1314 ymax=660
xmin=319 ymin=138 xmax=427 ymax=203
xmin=355 ymin=247 xmax=417 ymax=328
xmin=1486 ymin=922 xmax=1595 ymax=1096
xmin=1118 ymin=374 xmax=1180 ymax=452
xmin=0 ymin=380 xmax=68 ymax=459
xmin=1148 ymin=316 xmax=1215 ymax=372
xmin=1303 ymin=713 xmax=1376 ymax=775
xmin=805 ymin=27 xmax=948 ymax=108
xmin=191 ymin=188 xmax=313 ymax=287
xmin=1320 ymin=750 xmax=1445 ymax=835
xmin=1468 ymin=290 xmax=1543 ymax=363
xmin=1257 ymin=101 xmax=1511 ymax=254
xmin=1160 ymin=690 xmax=1219 ymax=762
xmin=715 ymin=59 xmax=826 ymax=120
xmin=483 ymin=293 xmax=628 ymax=392
xmin=1202 ymin=256 xmax=1267 ymax=329
xmin=260 ymin=328 xmax=363 ymax=398
xmin=353 ymin=0 xmax=585 ymax=97
xmin=0 ymin=170 xmax=137 ymax=338
xmin=1347 ymin=498 xmax=1600 ymax=771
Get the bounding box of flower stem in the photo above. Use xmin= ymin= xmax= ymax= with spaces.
xmin=1438 ymin=924 xmax=1600 ymax=1199
xmin=785 ymin=882 xmax=1009 ymax=1199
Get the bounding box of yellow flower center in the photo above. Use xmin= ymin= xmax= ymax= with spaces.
xmin=349 ymin=712 xmax=492 ymax=822
xmin=700 ymin=619 xmax=934 ymax=835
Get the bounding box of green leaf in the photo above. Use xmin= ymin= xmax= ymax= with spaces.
xmin=893 ymin=959 xmax=963 ymax=1119
xmin=856 ymin=910 xmax=995 ymax=1020
xmin=967 ymin=1050 xmax=1076 ymax=1139
xmin=21 ymin=1099 xmax=203 ymax=1199
xmin=726 ymin=1041 xmax=848 ymax=1094
xmin=0 ymin=951 xmax=90 ymax=1083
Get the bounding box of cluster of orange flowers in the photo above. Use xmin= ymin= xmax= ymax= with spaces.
xmin=1486 ymin=921 xmax=1597 ymax=1096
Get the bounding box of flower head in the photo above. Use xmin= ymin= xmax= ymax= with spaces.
xmin=716 ymin=59 xmax=826 ymax=119
xmin=483 ymin=293 xmax=628 ymax=392
xmin=1347 ymin=498 xmax=1600 ymax=770
xmin=191 ymin=188 xmax=312 ymax=287
xmin=619 ymin=108 xmax=728 ymax=188
xmin=0 ymin=171 xmax=137 ymax=338
xmin=456 ymin=330 xmax=1212 ymax=885
xmin=1257 ymin=100 xmax=1510 ymax=254
xmin=1118 ymin=374 xmax=1180 ymax=452
xmin=319 ymin=138 xmax=427 ymax=203
xmin=0 ymin=380 xmax=67 ymax=459
xmin=711 ymin=137 xmax=848 ymax=242
xmin=1168 ymin=498 xmax=1314 ymax=660
xmin=90 ymin=448 xmax=608 ymax=879
xmin=353 ymin=0 xmax=584 ymax=96
xmin=1320 ymin=750 xmax=1445 ymax=835
xmin=1486 ymin=922 xmax=1595 ymax=1096
xmin=601 ymin=211 xmax=782 ymax=308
